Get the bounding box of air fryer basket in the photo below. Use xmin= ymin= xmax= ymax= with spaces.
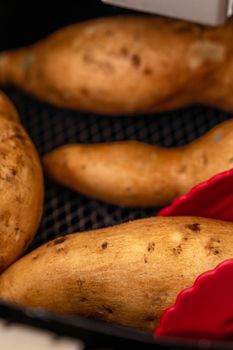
xmin=7 ymin=89 xmax=231 ymax=250
xmin=0 ymin=2 xmax=233 ymax=349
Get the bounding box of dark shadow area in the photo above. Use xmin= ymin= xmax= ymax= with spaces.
xmin=0 ymin=0 xmax=133 ymax=49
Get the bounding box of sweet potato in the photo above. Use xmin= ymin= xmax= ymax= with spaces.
xmin=43 ymin=119 xmax=233 ymax=207
xmin=0 ymin=216 xmax=232 ymax=331
xmin=0 ymin=91 xmax=44 ymax=271
xmin=0 ymin=16 xmax=232 ymax=115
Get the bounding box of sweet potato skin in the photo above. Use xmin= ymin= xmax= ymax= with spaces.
xmin=43 ymin=119 xmax=233 ymax=207
xmin=0 ymin=216 xmax=233 ymax=331
xmin=0 ymin=16 xmax=232 ymax=115
xmin=0 ymin=92 xmax=44 ymax=271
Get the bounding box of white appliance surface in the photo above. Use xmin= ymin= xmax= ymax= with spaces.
xmin=0 ymin=320 xmax=83 ymax=350
xmin=102 ymin=0 xmax=233 ymax=25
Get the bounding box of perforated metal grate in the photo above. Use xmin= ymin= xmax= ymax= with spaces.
xmin=4 ymin=87 xmax=232 ymax=250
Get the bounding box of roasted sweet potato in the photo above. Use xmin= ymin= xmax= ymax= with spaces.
xmin=43 ymin=119 xmax=233 ymax=207
xmin=0 ymin=217 xmax=232 ymax=331
xmin=0 ymin=91 xmax=44 ymax=271
xmin=0 ymin=16 xmax=232 ymax=115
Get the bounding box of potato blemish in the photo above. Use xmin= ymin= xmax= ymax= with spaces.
xmin=131 ymin=54 xmax=141 ymax=67
xmin=103 ymin=305 xmax=113 ymax=314
xmin=101 ymin=242 xmax=108 ymax=250
xmin=173 ymin=245 xmax=182 ymax=255
xmin=53 ymin=237 xmax=67 ymax=245
xmin=205 ymin=238 xmax=221 ymax=256
xmin=185 ymin=223 xmax=201 ymax=232
xmin=147 ymin=242 xmax=155 ymax=252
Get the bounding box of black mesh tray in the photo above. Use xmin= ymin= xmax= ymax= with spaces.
xmin=0 ymin=87 xmax=231 ymax=350
xmin=6 ymin=89 xmax=231 ymax=250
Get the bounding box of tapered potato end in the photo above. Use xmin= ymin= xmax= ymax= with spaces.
xmin=0 ymin=92 xmax=20 ymax=122
xmin=43 ymin=142 xmax=180 ymax=207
